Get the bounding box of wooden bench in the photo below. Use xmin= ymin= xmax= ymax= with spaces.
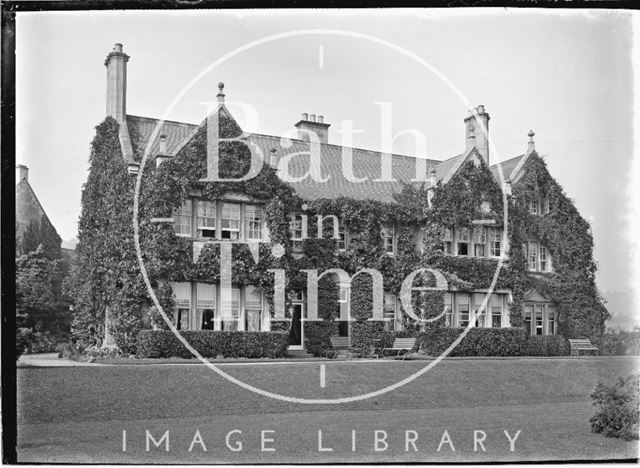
xmin=382 ymin=338 xmax=416 ymax=360
xmin=569 ymin=338 xmax=599 ymax=356
xmin=324 ymin=336 xmax=362 ymax=359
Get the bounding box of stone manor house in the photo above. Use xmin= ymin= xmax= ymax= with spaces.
xmin=95 ymin=44 xmax=604 ymax=350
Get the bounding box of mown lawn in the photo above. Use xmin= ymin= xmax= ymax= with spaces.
xmin=17 ymin=357 xmax=639 ymax=463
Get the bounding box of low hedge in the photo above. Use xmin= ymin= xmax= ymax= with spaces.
xmin=590 ymin=374 xmax=639 ymax=440
xmin=136 ymin=330 xmax=289 ymax=359
xmin=414 ymin=328 xmax=569 ymax=357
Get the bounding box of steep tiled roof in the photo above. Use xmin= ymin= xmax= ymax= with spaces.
xmin=126 ymin=114 xmax=526 ymax=203
xmin=490 ymin=154 xmax=525 ymax=182
xmin=127 ymin=115 xmax=197 ymax=156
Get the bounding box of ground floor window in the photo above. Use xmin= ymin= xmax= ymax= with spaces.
xmin=523 ymin=303 xmax=556 ymax=335
xmin=170 ymin=282 xmax=267 ymax=332
xmin=448 ymin=292 xmax=508 ymax=328
xmin=384 ymin=293 xmax=398 ymax=332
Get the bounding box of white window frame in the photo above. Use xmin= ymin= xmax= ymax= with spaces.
xmin=245 ymin=205 xmax=265 ymax=241
xmin=381 ymin=225 xmax=396 ymax=255
xmin=196 ymin=200 xmax=217 ymax=239
xmin=173 ymin=199 xmax=193 ymax=237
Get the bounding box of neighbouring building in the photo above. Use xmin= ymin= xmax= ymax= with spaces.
xmin=16 ymin=165 xmax=62 ymax=259
xmin=76 ymin=44 xmax=607 ymax=351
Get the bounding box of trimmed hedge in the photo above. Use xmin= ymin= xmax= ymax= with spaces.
xmin=136 ymin=330 xmax=289 ymax=359
xmin=413 ymin=328 xmax=569 ymax=357
xmin=590 ymin=374 xmax=639 ymax=440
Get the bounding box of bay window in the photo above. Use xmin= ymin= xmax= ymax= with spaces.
xmin=245 ymin=285 xmax=263 ymax=331
xmin=457 ymin=295 xmax=470 ymax=327
xmin=523 ymin=302 xmax=556 ymax=335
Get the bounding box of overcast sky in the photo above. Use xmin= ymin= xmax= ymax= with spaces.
xmin=15 ymin=9 xmax=639 ymax=328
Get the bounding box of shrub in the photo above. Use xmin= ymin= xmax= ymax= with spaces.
xmin=524 ymin=335 xmax=570 ymax=356
xmin=593 ymin=329 xmax=640 ymax=356
xmin=305 ymin=321 xmax=338 ymax=356
xmin=416 ymin=328 xmax=527 ymax=357
xmin=590 ymin=374 xmax=639 ymax=441
xmin=136 ymin=330 xmax=289 ymax=359
xmin=83 ymin=345 xmax=125 ymax=360
xmin=56 ymin=341 xmax=84 ymax=360
xmin=16 ymin=328 xmax=35 ymax=360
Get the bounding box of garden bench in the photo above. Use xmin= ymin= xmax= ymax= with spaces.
xmin=324 ymin=336 xmax=362 ymax=359
xmin=382 ymin=337 xmax=416 ymax=359
xmin=569 ymin=338 xmax=599 ymax=356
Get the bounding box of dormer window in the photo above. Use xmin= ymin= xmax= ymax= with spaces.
xmin=381 ymin=226 xmax=396 ymax=254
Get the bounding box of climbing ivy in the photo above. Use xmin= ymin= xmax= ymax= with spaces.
xmin=71 ymin=114 xmax=608 ymax=355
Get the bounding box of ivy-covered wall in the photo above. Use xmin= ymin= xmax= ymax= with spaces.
xmin=70 ymin=112 xmax=608 ymax=354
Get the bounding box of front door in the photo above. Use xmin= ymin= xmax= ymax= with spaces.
xmin=288 ymin=303 xmax=304 ymax=350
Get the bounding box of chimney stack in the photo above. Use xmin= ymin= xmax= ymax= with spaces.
xmin=105 ymin=43 xmax=129 ymax=123
xmin=17 ymin=164 xmax=28 ymax=181
xmin=295 ymin=113 xmax=330 ymax=144
xmin=464 ymin=105 xmax=490 ymax=165
xmin=159 ymin=134 xmax=167 ymax=154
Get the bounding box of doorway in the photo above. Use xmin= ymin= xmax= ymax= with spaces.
xmin=288 ymin=303 xmax=304 ymax=350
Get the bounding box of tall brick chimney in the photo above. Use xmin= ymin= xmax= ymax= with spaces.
xmin=17 ymin=164 xmax=28 ymax=181
xmin=464 ymin=105 xmax=490 ymax=165
xmin=295 ymin=113 xmax=330 ymax=144
xmin=105 ymin=43 xmax=129 ymax=123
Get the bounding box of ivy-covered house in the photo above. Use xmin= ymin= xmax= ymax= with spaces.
xmin=70 ymin=44 xmax=608 ymax=354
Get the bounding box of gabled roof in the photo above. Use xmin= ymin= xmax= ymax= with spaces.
xmin=15 ymin=178 xmax=61 ymax=241
xmin=125 ymin=112 xmax=529 ymax=203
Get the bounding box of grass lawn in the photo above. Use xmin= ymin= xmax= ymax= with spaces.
xmin=17 ymin=356 xmax=639 ymax=463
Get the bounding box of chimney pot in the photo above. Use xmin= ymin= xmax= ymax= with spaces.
xmin=477 ymin=104 xmax=485 ymax=114
xmin=17 ymin=164 xmax=29 ymax=181
xmin=527 ymin=130 xmax=536 ymax=153
xmin=309 ymin=114 xmax=316 ymax=122
xmin=302 ymin=113 xmax=308 ymax=121
xmin=114 ymin=43 xmax=123 ymax=53
xmin=317 ymin=115 xmax=324 ymax=123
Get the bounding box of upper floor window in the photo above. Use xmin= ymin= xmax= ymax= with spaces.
xmin=457 ymin=227 xmax=469 ymax=256
xmin=221 ymin=203 xmax=241 ymax=240
xmin=443 ymin=227 xmax=453 ymax=255
xmin=381 ymin=226 xmax=396 ymax=255
xmin=489 ymin=227 xmax=502 ymax=257
xmin=289 ymin=213 xmax=304 ymax=251
xmin=174 ymin=198 xmax=266 ymax=242
xmin=337 ymin=222 xmax=348 ymax=251
xmin=528 ymin=195 xmax=550 ymax=215
xmin=473 ymin=226 xmax=486 ymax=257
xmin=173 ymin=200 xmax=192 ymax=237
xmin=245 ymin=205 xmax=265 ymax=241
xmin=523 ymin=241 xmax=552 ymax=272
xmin=197 ymin=200 xmax=217 ymax=238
